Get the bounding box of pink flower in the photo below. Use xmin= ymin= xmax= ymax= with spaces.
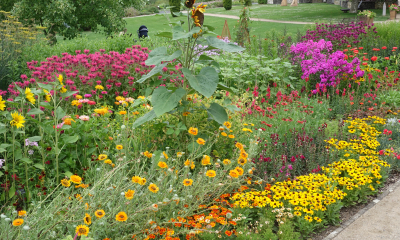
xmin=88 ymin=101 xmax=96 ymax=105
xmin=84 ymin=94 xmax=92 ymax=98
xmin=79 ymin=115 xmax=90 ymax=121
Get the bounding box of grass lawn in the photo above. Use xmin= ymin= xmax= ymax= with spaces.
xmin=59 ymin=14 xmax=309 ymax=43
xmin=206 ymin=3 xmax=389 ymax=22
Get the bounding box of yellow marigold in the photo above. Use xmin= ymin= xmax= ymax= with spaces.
xmin=75 ymin=225 xmax=89 ymax=236
xmin=63 ymin=118 xmax=75 ymax=125
xmin=125 ymin=189 xmax=135 ymax=200
xmin=197 ymin=138 xmax=206 ymax=145
xmin=229 ymin=170 xmax=239 ymax=178
xmin=71 ymin=100 xmax=81 ymax=106
xmin=61 ymin=179 xmax=71 ymax=187
xmin=183 ymin=179 xmax=193 ymax=186
xmin=158 ymin=161 xmax=168 ymax=168
xmin=119 ymin=111 xmax=127 ymax=115
xmin=95 ymin=209 xmax=105 ymax=219
xmin=18 ymin=210 xmax=26 ymax=217
xmin=223 ymin=121 xmax=232 ymax=129
xmin=94 ymin=107 xmax=108 ymax=116
xmin=10 ymin=112 xmax=25 ymax=128
xmin=188 ymin=127 xmax=198 ymax=135
xmin=95 ymin=85 xmax=104 ymax=90
xmin=98 ymin=154 xmax=108 ymax=160
xmin=12 ymin=218 xmax=24 ymax=226
xmin=116 ymin=145 xmax=123 ymax=150
xmin=206 ymin=170 xmax=216 ymax=178
xmin=148 ymin=183 xmax=159 ymax=193
xmin=70 ymin=175 xmax=82 ymax=184
xmin=84 ymin=213 xmax=92 ymax=225
xmin=201 ymin=155 xmax=211 ymax=165
xmin=144 ymin=151 xmax=153 ymax=158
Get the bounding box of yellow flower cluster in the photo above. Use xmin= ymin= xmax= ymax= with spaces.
xmin=25 ymin=88 xmax=35 ymax=104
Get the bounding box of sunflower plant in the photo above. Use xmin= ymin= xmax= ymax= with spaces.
xmin=133 ymin=0 xmax=244 ymax=150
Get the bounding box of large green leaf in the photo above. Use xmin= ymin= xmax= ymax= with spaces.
xmin=137 ymin=63 xmax=168 ymax=83
xmin=207 ymin=103 xmax=228 ymax=124
xmin=62 ymin=135 xmax=79 ymax=143
xmin=132 ymin=110 xmax=157 ymax=128
xmin=151 ymin=87 xmax=185 ymax=116
xmin=172 ymin=26 xmax=201 ymax=40
xmin=55 ymin=106 xmax=66 ymax=120
xmin=27 ymin=108 xmax=44 ymax=115
xmin=37 ymin=82 xmax=53 ymax=91
xmin=28 ymin=136 xmax=42 ymax=142
xmin=155 ymin=31 xmax=172 ymax=39
xmin=206 ymin=36 xmax=245 ymax=52
xmin=182 ymin=67 xmax=219 ymax=98
xmin=217 ymin=83 xmax=234 ymax=94
xmin=145 ymin=47 xmax=182 ymax=65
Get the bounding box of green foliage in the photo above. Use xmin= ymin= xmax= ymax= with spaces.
xmin=258 ymin=0 xmax=268 ymax=3
xmin=223 ymin=0 xmax=233 ymax=10
xmin=169 ymin=0 xmax=181 ymax=17
xmin=244 ymin=0 xmax=253 ymax=6
xmin=235 ymin=6 xmax=251 ymax=46
xmin=379 ymin=90 xmax=400 ymax=108
xmin=11 ymin=0 xmax=146 ymax=43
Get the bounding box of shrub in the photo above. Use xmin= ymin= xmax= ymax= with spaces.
xmin=223 ymin=0 xmax=233 ymax=10
xmin=169 ymin=0 xmax=180 ymax=17
xmin=258 ymin=0 xmax=268 ymax=3
xmin=124 ymin=7 xmax=140 ymax=17
xmin=244 ymin=0 xmax=252 ymax=6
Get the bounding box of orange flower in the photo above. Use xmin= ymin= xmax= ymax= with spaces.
xmin=188 ymin=127 xmax=198 ymax=135
xmin=206 ymin=170 xmax=216 ymax=178
xmin=158 ymin=161 xmax=168 ymax=168
xmin=196 ymin=138 xmax=206 ymax=145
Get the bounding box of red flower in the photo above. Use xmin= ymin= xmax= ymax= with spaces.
xmin=371 ymin=56 xmax=378 ymax=61
xmin=382 ymin=46 xmax=387 ymax=50
xmin=385 ymin=57 xmax=390 ymax=60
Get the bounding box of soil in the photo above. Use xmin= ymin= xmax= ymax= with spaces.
xmin=309 ymin=170 xmax=400 ymax=240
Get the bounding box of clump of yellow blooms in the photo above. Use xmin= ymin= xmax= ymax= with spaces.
xmin=231 ymin=116 xmax=390 ymax=223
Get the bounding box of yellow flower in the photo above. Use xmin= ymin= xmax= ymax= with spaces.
xmin=0 ymin=95 xmax=5 ymax=111
xmin=139 ymin=177 xmax=147 ymax=185
xmin=84 ymin=213 xmax=92 ymax=225
xmin=104 ymin=159 xmax=112 ymax=164
xmin=188 ymin=127 xmax=198 ymax=135
xmin=115 ymin=212 xmax=128 ymax=222
xmin=132 ymin=176 xmax=141 ymax=183
xmin=148 ymin=183 xmax=159 ymax=193
xmin=183 ymin=112 xmax=190 ymax=116
xmin=70 ymin=175 xmax=82 ymax=184
xmin=61 ymin=179 xmax=71 ymax=187
xmin=119 ymin=111 xmax=127 ymax=115
xmin=223 ymin=159 xmax=231 ymax=165
xmin=206 ymin=170 xmax=216 ymax=178
xmin=221 ymin=132 xmax=227 ymax=137
xmin=18 ymin=210 xmax=26 ymax=217
xmin=12 ymin=219 xmax=24 ymax=226
xmin=125 ymin=189 xmax=135 ymax=200
xmin=95 ymin=209 xmax=105 ymax=218
xmin=183 ymin=179 xmax=193 ymax=186
xmin=10 ymin=112 xmax=25 ymax=128
xmin=116 ymin=145 xmax=123 ymax=150
xmin=75 ymin=95 xmax=82 ymax=99
xmin=238 ymin=157 xmax=247 ymax=166
xmin=144 ymin=151 xmax=153 ymax=158
xmin=201 ymin=155 xmax=211 ymax=165
xmin=197 ymin=138 xmax=206 ymax=145
xmin=60 ymin=87 xmax=67 ymax=93
xmin=98 ymin=154 xmax=108 ymax=160
xmin=58 ymin=74 xmax=64 ymax=84
xmin=94 ymin=107 xmax=108 ymax=116
xmin=95 ymin=85 xmax=104 ymax=90
xmin=223 ymin=121 xmax=232 ymax=129
xmin=25 ymin=88 xmax=35 ymax=104
xmin=71 ymin=100 xmax=81 ymax=106
xmin=235 ymin=167 xmax=244 ymax=176
xmin=228 ymin=134 xmax=235 ymax=139
xmin=63 ymin=118 xmax=75 ymax=125
xmin=85 ymin=203 xmax=90 ymax=210
xmin=235 ymin=142 xmax=244 ymax=150
xmin=158 ymin=161 xmax=168 ymax=168
xmin=162 ymin=151 xmax=169 ymax=159
xmin=43 ymin=89 xmax=51 ymax=102
xmin=229 ymin=170 xmax=239 ymax=178
xmin=75 ymin=225 xmax=89 ymax=236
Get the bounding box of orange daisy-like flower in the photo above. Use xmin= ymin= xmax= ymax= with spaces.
xmin=191 ymin=4 xmax=207 ymax=27
xmin=158 ymin=161 xmax=168 ymax=168
xmin=18 ymin=210 xmax=27 ymax=217
xmin=235 ymin=142 xmax=244 ymax=150
xmin=132 ymin=176 xmax=141 ymax=183
xmin=183 ymin=179 xmax=193 ymax=186
xmin=70 ymin=175 xmax=82 ymax=184
xmin=221 ymin=132 xmax=227 ymax=137
xmin=84 ymin=213 xmax=92 ymax=225
xmin=196 ymin=138 xmax=206 ymax=145
xmin=75 ymin=225 xmax=89 ymax=236
xmin=63 ymin=118 xmax=76 ymax=125
xmin=238 ymin=157 xmax=247 ymax=166
xmin=206 ymin=170 xmax=216 ymax=178
xmin=116 ymin=212 xmax=128 ymax=222
xmin=201 ymin=155 xmax=211 ymax=165
xmin=12 ymin=219 xmax=24 ymax=226
xmin=235 ymin=167 xmax=244 ymax=176
xmin=116 ymin=145 xmax=123 ymax=150
xmin=162 ymin=151 xmax=169 ymax=159
xmin=95 ymin=209 xmax=105 ymax=219
xmin=223 ymin=121 xmax=232 ymax=129
xmin=188 ymin=127 xmax=198 ymax=135
xmin=144 ymin=151 xmax=153 ymax=158
xmin=229 ymin=170 xmax=239 ymax=178
xmin=182 ymin=111 xmax=191 ymax=116
xmin=148 ymin=183 xmax=159 ymax=193
xmin=139 ymin=177 xmax=147 ymax=185
xmin=125 ymin=189 xmax=135 ymax=200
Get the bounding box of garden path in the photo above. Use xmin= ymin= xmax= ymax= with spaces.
xmin=204 ymin=13 xmax=312 ymax=24
xmin=324 ymin=178 xmax=400 ymax=240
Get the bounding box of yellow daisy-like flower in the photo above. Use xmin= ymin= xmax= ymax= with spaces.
xmin=10 ymin=112 xmax=25 ymax=128
xmin=197 ymin=138 xmax=206 ymax=145
xmin=84 ymin=213 xmax=92 ymax=225
xmin=98 ymin=154 xmax=108 ymax=160
xmin=183 ymin=179 xmax=193 ymax=186
xmin=228 ymin=134 xmax=235 ymax=139
xmin=58 ymin=74 xmax=64 ymax=84
xmin=238 ymin=157 xmax=247 ymax=166
xmin=94 ymin=107 xmax=108 ymax=116
xmin=119 ymin=111 xmax=127 ymax=115
xmin=25 ymin=88 xmax=36 ymax=104
xmin=223 ymin=159 xmax=231 ymax=165
xmin=125 ymin=189 xmax=135 ymax=200
xmin=116 ymin=145 xmax=123 ymax=150
xmin=60 ymin=87 xmax=67 ymax=93
xmin=61 ymin=179 xmax=71 ymax=187
xmin=206 ymin=170 xmax=216 ymax=178
xmin=139 ymin=177 xmax=147 ymax=185
xmin=95 ymin=209 xmax=105 ymax=219
xmin=95 ymin=85 xmax=104 ymax=90
xmin=115 ymin=212 xmax=128 ymax=222
xmin=12 ymin=219 xmax=24 ymax=226
xmin=71 ymin=100 xmax=81 ymax=106
xmin=223 ymin=121 xmax=232 ymax=129
xmin=221 ymin=132 xmax=227 ymax=137
xmin=201 ymin=155 xmax=211 ymax=165
xmin=163 ymin=151 xmax=169 ymax=159
xmin=0 ymin=95 xmax=6 ymax=111
xmin=188 ymin=127 xmax=198 ymax=136
xmin=144 ymin=151 xmax=153 ymax=158
xmin=70 ymin=175 xmax=82 ymax=184
xmin=158 ymin=161 xmax=168 ymax=168
xmin=104 ymin=159 xmax=112 ymax=164
xmin=229 ymin=170 xmax=239 ymax=178
xmin=132 ymin=176 xmax=140 ymax=183
xmin=18 ymin=210 xmax=26 ymax=217
xmin=148 ymin=183 xmax=159 ymax=193
xmin=235 ymin=167 xmax=244 ymax=176
xmin=75 ymin=95 xmax=82 ymax=99
xmin=75 ymin=225 xmax=89 ymax=236
xmin=182 ymin=112 xmax=190 ymax=116
xmin=43 ymin=89 xmax=51 ymax=102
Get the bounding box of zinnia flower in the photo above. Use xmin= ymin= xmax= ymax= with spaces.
xmin=75 ymin=225 xmax=89 ymax=236
xmin=79 ymin=115 xmax=90 ymax=121
xmin=115 ymin=212 xmax=128 ymax=222
xmin=10 ymin=112 xmax=25 ymax=128
xmin=148 ymin=183 xmax=159 ymax=193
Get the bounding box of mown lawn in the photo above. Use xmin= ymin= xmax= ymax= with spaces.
xmin=206 ymin=3 xmax=389 ymax=22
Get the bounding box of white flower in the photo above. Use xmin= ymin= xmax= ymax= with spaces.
xmin=121 ymin=125 xmax=126 ymax=129
xmin=96 ymin=168 xmax=101 ymax=171
xmin=23 ymin=225 xmax=30 ymax=230
xmin=0 ymin=214 xmax=6 ymax=218
xmin=121 ymin=192 xmax=125 ymax=196
xmin=5 ymin=218 xmax=11 ymax=222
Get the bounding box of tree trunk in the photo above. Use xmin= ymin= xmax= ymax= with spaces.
xmin=350 ymin=0 xmax=358 ymax=13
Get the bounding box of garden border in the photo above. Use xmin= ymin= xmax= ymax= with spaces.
xmin=323 ymin=177 xmax=400 ymax=240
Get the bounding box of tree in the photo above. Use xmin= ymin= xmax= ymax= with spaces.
xmin=244 ymin=0 xmax=252 ymax=6
xmin=11 ymin=0 xmax=146 ymax=44
xmin=223 ymin=0 xmax=233 ymax=10
xmin=0 ymin=0 xmax=18 ymax=12
xmin=169 ymin=0 xmax=181 ymax=17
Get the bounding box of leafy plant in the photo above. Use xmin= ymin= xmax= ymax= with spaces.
xmin=223 ymin=0 xmax=233 ymax=10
